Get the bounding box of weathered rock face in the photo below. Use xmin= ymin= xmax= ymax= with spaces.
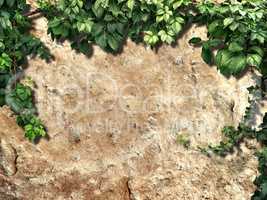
xmin=0 ymin=3 xmax=260 ymax=200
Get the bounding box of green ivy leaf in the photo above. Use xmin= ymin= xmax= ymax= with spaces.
xmin=260 ymin=183 xmax=267 ymax=196
xmin=216 ymin=50 xmax=247 ymax=75
xmin=144 ymin=31 xmax=159 ymax=46
xmin=17 ymin=114 xmax=46 ymax=141
xmin=0 ymin=53 xmax=12 ymax=71
xmin=127 ymin=0 xmax=134 ymax=10
xmin=208 ymin=39 xmax=223 ymax=48
xmin=158 ymin=30 xmax=174 ymax=44
xmin=7 ymin=0 xmax=15 ymax=7
xmin=201 ymin=45 xmax=213 ymax=65
xmin=229 ymin=22 xmax=239 ymax=31
xmin=251 ymin=32 xmax=265 ymax=44
xmin=208 ymin=21 xmax=219 ymax=34
xmin=92 ymin=3 xmax=105 ymax=18
xmin=173 ymin=1 xmax=183 ymax=9
xmin=71 ymin=40 xmax=91 ymax=55
xmin=107 ymin=34 xmax=120 ymax=51
xmin=53 ymin=25 xmax=69 ymax=37
xmin=208 ymin=20 xmax=224 ymax=37
xmin=228 ymin=55 xmax=247 ymax=75
xmin=247 ymin=54 xmax=262 ymax=67
xmin=223 ymin=17 xmax=234 ymax=27
xmin=171 ymin=21 xmax=182 ymax=33
xmin=92 ymin=23 xmax=104 ymax=36
xmin=95 ymin=32 xmax=107 ymax=49
xmin=189 ymin=37 xmax=202 ymax=45
xmin=229 ymin=42 xmax=243 ymax=52
xmin=0 ymin=0 xmax=4 ymax=7
xmin=215 ymin=49 xmax=232 ymax=68
xmin=249 ymin=46 xmax=264 ymax=57
xmin=48 ymin=18 xmax=61 ymax=28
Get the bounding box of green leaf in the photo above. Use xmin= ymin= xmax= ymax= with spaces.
xmin=249 ymin=46 xmax=264 ymax=57
xmin=251 ymin=32 xmax=265 ymax=44
xmin=72 ymin=40 xmax=91 ymax=54
xmin=229 ymin=42 xmax=243 ymax=52
xmin=144 ymin=31 xmax=159 ymax=46
xmin=173 ymin=1 xmax=183 ymax=9
xmin=7 ymin=0 xmax=15 ymax=7
xmin=189 ymin=37 xmax=202 ymax=45
xmin=18 ymin=114 xmax=46 ymax=141
xmin=208 ymin=21 xmax=219 ymax=34
xmin=216 ymin=50 xmax=247 ymax=75
xmin=107 ymin=34 xmax=120 ymax=51
xmin=0 ymin=0 xmax=4 ymax=7
xmin=230 ymin=55 xmax=247 ymax=74
xmin=0 ymin=53 xmax=12 ymax=71
xmin=92 ymin=23 xmax=104 ymax=36
xmin=53 ymin=25 xmax=69 ymax=37
xmin=127 ymin=0 xmax=134 ymax=10
xmin=229 ymin=22 xmax=239 ymax=31
xmin=95 ymin=32 xmax=107 ymax=49
xmin=175 ymin=17 xmax=184 ymax=24
xmin=247 ymin=54 xmax=262 ymax=67
xmin=115 ymin=23 xmax=124 ymax=35
xmin=107 ymin=23 xmax=116 ymax=33
xmin=215 ymin=50 xmax=231 ymax=68
xmin=207 ymin=20 xmax=224 ymax=37
xmin=208 ymin=39 xmax=222 ymax=48
xmin=109 ymin=3 xmax=121 ymax=17
xmin=48 ymin=18 xmax=61 ymax=28
xmin=92 ymin=3 xmax=104 ymax=18
xmin=223 ymin=18 xmax=234 ymax=27
xmin=260 ymin=183 xmax=267 ymax=196
xmin=171 ymin=22 xmax=182 ymax=33
xmin=158 ymin=30 xmax=174 ymax=44
xmin=104 ymin=14 xmax=114 ymax=22
xmin=201 ymin=45 xmax=213 ymax=65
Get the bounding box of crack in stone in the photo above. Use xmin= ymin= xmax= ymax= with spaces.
xmin=11 ymin=146 xmax=18 ymax=176
xmin=126 ymin=179 xmax=133 ymax=200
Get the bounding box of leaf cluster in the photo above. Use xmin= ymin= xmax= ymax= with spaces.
xmin=0 ymin=0 xmax=49 ymax=141
xmin=192 ymin=0 xmax=267 ymax=76
xmin=6 ymin=83 xmax=46 ymax=141
xmin=17 ymin=113 xmax=46 ymax=141
xmin=38 ymin=0 xmax=191 ymax=52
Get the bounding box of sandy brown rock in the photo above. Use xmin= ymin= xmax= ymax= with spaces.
xmin=0 ymin=2 xmax=261 ymax=199
xmin=0 ymin=139 xmax=17 ymax=176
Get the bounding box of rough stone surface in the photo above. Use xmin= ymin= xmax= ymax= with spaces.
xmin=0 ymin=2 xmax=261 ymax=199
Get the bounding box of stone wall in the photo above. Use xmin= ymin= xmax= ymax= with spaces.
xmin=0 ymin=2 xmax=260 ymax=199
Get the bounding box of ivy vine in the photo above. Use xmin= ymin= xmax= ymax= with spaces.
xmin=0 ymin=0 xmax=51 ymax=142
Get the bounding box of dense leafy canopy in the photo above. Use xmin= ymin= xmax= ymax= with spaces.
xmin=38 ymin=0 xmax=190 ymax=52
xmin=194 ymin=0 xmax=267 ymax=76
xmin=39 ymin=0 xmax=267 ymax=77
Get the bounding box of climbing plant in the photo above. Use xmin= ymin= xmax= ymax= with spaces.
xmin=38 ymin=0 xmax=191 ymax=52
xmin=192 ymin=1 xmax=267 ymax=199
xmin=195 ymin=0 xmax=267 ymax=76
xmin=1 ymin=0 xmax=267 ymax=198
xmin=0 ymin=0 xmax=50 ymax=141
